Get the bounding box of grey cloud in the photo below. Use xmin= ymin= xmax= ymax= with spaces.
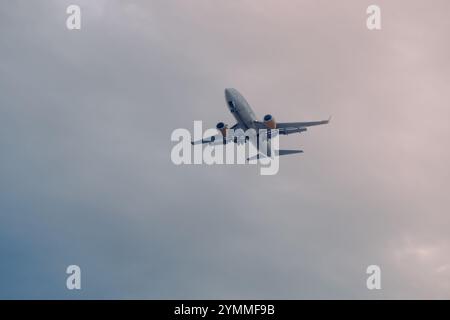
xmin=1 ymin=0 xmax=449 ymax=299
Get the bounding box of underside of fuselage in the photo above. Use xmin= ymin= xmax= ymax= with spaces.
xmin=225 ymin=88 xmax=257 ymax=130
xmin=225 ymin=88 xmax=277 ymax=155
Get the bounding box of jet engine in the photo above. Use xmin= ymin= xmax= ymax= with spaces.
xmin=216 ymin=122 xmax=228 ymax=137
xmin=263 ymin=114 xmax=276 ymax=129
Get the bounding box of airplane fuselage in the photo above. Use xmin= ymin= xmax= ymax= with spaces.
xmin=224 ymin=88 xmax=258 ymax=130
xmin=224 ymin=88 xmax=273 ymax=154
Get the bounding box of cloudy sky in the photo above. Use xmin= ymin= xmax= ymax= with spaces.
xmin=1 ymin=0 xmax=449 ymax=299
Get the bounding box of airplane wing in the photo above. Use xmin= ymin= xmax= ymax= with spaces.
xmin=191 ymin=135 xmax=232 ymax=145
xmin=253 ymin=117 xmax=330 ymax=135
xmin=276 ymin=117 xmax=331 ymax=129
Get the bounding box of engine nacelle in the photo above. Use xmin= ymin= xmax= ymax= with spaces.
xmin=216 ymin=122 xmax=228 ymax=137
xmin=263 ymin=114 xmax=276 ymax=129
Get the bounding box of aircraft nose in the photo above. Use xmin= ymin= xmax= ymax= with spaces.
xmin=224 ymin=88 xmax=233 ymax=101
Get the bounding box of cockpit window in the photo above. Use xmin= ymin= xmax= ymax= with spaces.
xmin=227 ymin=101 xmax=236 ymax=112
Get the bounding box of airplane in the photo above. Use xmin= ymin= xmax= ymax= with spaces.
xmin=192 ymin=88 xmax=330 ymax=158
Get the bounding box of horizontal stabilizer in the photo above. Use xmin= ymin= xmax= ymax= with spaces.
xmin=277 ymin=149 xmax=303 ymax=156
xmin=247 ymin=149 xmax=303 ymax=161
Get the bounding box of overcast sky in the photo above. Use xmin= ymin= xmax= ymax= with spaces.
xmin=1 ymin=0 xmax=450 ymax=299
